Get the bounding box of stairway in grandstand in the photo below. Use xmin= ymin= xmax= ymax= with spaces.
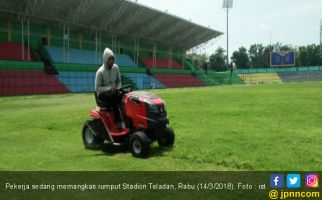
xmin=180 ymin=60 xmax=244 ymax=86
xmin=122 ymin=75 xmax=138 ymax=90
xmin=44 ymin=45 xmax=171 ymax=90
xmin=124 ymin=73 xmax=165 ymax=89
xmin=0 ymin=0 xmax=227 ymax=96
xmin=0 ymin=42 xmax=37 ymax=61
xmin=41 ymin=43 xmax=211 ymax=90
xmin=205 ymin=72 xmax=244 ymax=85
xmin=55 ymin=71 xmax=160 ymax=92
xmin=184 ymin=59 xmax=199 ymax=71
xmin=36 ymin=46 xmax=58 ymax=75
xmin=0 ymin=41 xmax=220 ymax=96
xmin=0 ymin=41 xmax=69 ymax=95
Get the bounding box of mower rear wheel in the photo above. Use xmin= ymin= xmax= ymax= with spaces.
xmin=129 ymin=131 xmax=150 ymax=157
xmin=156 ymin=125 xmax=175 ymax=147
xmin=82 ymin=121 xmax=101 ymax=149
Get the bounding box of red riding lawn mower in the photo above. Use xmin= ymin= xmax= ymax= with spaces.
xmin=82 ymin=85 xmax=175 ymax=157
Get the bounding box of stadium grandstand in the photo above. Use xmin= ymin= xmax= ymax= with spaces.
xmin=0 ymin=0 xmax=223 ymax=96
xmin=1 ymin=0 xmax=321 ymax=96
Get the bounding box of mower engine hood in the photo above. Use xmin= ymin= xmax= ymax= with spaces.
xmin=127 ymin=91 xmax=164 ymax=104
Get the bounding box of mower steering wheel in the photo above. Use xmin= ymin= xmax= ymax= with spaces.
xmin=118 ymin=84 xmax=133 ymax=95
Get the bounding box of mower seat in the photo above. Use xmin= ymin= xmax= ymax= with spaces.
xmin=94 ymin=92 xmax=113 ymax=111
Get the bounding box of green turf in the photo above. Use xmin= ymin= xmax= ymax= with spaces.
xmin=0 ymin=82 xmax=322 ymax=171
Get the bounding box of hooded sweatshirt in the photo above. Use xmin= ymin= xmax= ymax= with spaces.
xmin=95 ymin=48 xmax=121 ymax=94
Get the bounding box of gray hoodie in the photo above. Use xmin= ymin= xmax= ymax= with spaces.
xmin=95 ymin=48 xmax=121 ymax=94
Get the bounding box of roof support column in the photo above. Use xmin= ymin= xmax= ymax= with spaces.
xmin=111 ymin=35 xmax=117 ymax=53
xmin=133 ymin=38 xmax=136 ymax=65
xmin=46 ymin=28 xmax=51 ymax=46
xmin=182 ymin=48 xmax=186 ymax=70
xmin=153 ymin=42 xmax=157 ymax=68
xmin=21 ymin=19 xmax=24 ymax=61
xmin=134 ymin=38 xmax=140 ymax=66
xmin=63 ymin=25 xmax=70 ymax=63
xmin=95 ymin=31 xmax=102 ymax=64
xmin=7 ymin=21 xmax=12 ymax=42
xmin=21 ymin=18 xmax=30 ymax=61
xmin=78 ymin=33 xmax=82 ymax=49
xmin=168 ymin=47 xmax=172 ymax=69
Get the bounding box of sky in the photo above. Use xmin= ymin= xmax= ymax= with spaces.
xmin=135 ymin=0 xmax=322 ymax=56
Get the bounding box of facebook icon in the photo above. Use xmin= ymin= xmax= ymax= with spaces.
xmin=270 ymin=174 xmax=284 ymax=188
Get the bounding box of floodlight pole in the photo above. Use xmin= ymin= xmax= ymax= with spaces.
xmin=223 ymin=0 xmax=233 ymax=75
xmin=320 ymin=19 xmax=322 ymax=45
xmin=226 ymin=6 xmax=229 ymax=74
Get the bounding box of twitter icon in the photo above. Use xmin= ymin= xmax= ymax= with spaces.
xmin=287 ymin=174 xmax=301 ymax=188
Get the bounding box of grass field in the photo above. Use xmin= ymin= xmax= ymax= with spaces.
xmin=0 ymin=82 xmax=322 ymax=171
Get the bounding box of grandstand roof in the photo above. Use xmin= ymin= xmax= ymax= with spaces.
xmin=0 ymin=0 xmax=223 ymax=49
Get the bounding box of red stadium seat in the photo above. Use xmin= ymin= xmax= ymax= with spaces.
xmin=141 ymin=57 xmax=182 ymax=69
xmin=0 ymin=42 xmax=36 ymax=61
xmin=0 ymin=70 xmax=69 ymax=96
xmin=154 ymin=74 xmax=205 ymax=88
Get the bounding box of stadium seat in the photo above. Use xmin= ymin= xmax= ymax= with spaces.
xmin=154 ymin=74 xmax=205 ymax=88
xmin=56 ymin=71 xmax=96 ymax=93
xmin=56 ymin=71 xmax=160 ymax=92
xmin=0 ymin=42 xmax=36 ymax=61
xmin=237 ymin=73 xmax=282 ymax=84
xmin=0 ymin=70 xmax=69 ymax=96
xmin=45 ymin=46 xmax=137 ymax=67
xmin=123 ymin=73 xmax=165 ymax=89
xmin=278 ymin=71 xmax=322 ymax=82
xmin=141 ymin=57 xmax=182 ymax=69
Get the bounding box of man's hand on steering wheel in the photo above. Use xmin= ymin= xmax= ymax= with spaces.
xmin=117 ymin=84 xmax=133 ymax=95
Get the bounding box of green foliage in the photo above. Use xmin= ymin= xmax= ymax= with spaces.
xmin=297 ymin=45 xmax=322 ymax=66
xmin=186 ymin=53 xmax=208 ymax=69
xmin=231 ymin=47 xmax=249 ymax=69
xmin=306 ymin=44 xmax=321 ymax=66
xmin=209 ymin=47 xmax=227 ymax=71
xmin=232 ymin=43 xmax=321 ymax=69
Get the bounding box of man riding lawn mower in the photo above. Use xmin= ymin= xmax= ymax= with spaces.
xmin=82 ymin=48 xmax=175 ymax=157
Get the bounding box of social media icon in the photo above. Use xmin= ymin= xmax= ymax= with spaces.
xmin=270 ymin=174 xmax=284 ymax=188
xmin=305 ymin=174 xmax=319 ymax=188
xmin=287 ymin=174 xmax=301 ymax=188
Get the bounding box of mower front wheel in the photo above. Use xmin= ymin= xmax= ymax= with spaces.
xmin=156 ymin=125 xmax=175 ymax=147
xmin=129 ymin=131 xmax=150 ymax=157
xmin=82 ymin=121 xmax=102 ymax=149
